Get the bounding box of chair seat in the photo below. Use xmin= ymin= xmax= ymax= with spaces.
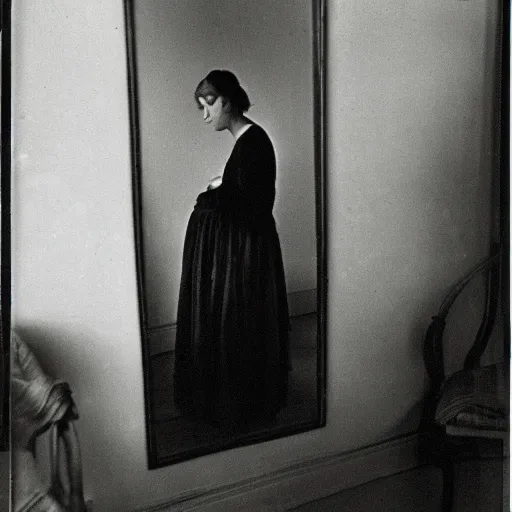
xmin=445 ymin=425 xmax=508 ymax=441
xmin=435 ymin=361 xmax=508 ymax=434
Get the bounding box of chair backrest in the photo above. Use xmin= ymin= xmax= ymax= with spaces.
xmin=423 ymin=248 xmax=501 ymax=396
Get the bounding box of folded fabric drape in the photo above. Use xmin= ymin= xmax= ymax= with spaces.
xmin=11 ymin=331 xmax=84 ymax=512
xmin=435 ymin=361 xmax=508 ymax=430
xmin=11 ymin=331 xmax=77 ymax=449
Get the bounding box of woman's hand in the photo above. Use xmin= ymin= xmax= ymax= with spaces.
xmin=207 ymin=175 xmax=223 ymax=190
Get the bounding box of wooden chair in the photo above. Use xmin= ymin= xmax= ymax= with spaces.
xmin=420 ymin=248 xmax=509 ymax=510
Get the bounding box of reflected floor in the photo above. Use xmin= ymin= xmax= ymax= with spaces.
xmin=149 ymin=313 xmax=318 ymax=461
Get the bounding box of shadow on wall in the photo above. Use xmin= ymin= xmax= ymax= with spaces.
xmin=14 ymin=325 xmax=98 ymax=386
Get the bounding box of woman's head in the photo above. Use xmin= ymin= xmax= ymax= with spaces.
xmin=195 ymin=70 xmax=251 ymax=130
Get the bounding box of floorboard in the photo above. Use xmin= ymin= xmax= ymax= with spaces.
xmin=149 ymin=313 xmax=319 ymax=461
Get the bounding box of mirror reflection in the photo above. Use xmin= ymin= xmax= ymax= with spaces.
xmin=174 ymin=70 xmax=292 ymax=428
xmin=127 ymin=0 xmax=325 ymax=467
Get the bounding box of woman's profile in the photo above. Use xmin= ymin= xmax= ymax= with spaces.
xmin=174 ymin=70 xmax=290 ymax=427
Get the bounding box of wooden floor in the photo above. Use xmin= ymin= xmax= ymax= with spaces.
xmin=149 ymin=313 xmax=319 ymax=462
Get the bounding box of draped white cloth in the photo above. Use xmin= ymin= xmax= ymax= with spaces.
xmin=11 ymin=331 xmax=81 ymax=512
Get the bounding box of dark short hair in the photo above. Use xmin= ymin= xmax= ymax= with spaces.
xmin=194 ymin=70 xmax=251 ymax=113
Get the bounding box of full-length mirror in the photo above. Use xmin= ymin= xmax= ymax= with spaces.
xmin=125 ymin=0 xmax=326 ymax=467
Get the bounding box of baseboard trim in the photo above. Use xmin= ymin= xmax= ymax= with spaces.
xmin=148 ymin=289 xmax=317 ymax=356
xmin=148 ymin=324 xmax=176 ymax=356
xmin=287 ymin=288 xmax=317 ymax=317
xmin=140 ymin=433 xmax=421 ymax=512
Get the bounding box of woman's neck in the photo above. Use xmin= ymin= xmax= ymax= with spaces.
xmin=227 ymin=115 xmax=251 ymax=139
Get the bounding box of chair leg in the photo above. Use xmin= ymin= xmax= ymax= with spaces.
xmin=441 ymin=459 xmax=455 ymax=512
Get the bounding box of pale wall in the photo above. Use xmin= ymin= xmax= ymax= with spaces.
xmin=11 ymin=1 xmax=498 ymax=511
xmin=135 ymin=0 xmax=316 ymax=327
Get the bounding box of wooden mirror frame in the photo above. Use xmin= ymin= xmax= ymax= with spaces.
xmin=123 ymin=0 xmax=327 ymax=468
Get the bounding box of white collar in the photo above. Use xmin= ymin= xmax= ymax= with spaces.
xmin=235 ymin=123 xmax=253 ymax=140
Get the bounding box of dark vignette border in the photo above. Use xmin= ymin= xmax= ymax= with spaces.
xmin=0 ymin=0 xmax=12 ymax=453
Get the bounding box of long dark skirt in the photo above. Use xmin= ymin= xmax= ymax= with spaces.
xmin=174 ymin=204 xmax=290 ymax=427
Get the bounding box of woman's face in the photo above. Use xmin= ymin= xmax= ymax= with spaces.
xmin=198 ymin=95 xmax=230 ymax=131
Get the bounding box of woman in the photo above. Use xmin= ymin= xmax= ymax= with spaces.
xmin=174 ymin=70 xmax=290 ymax=427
